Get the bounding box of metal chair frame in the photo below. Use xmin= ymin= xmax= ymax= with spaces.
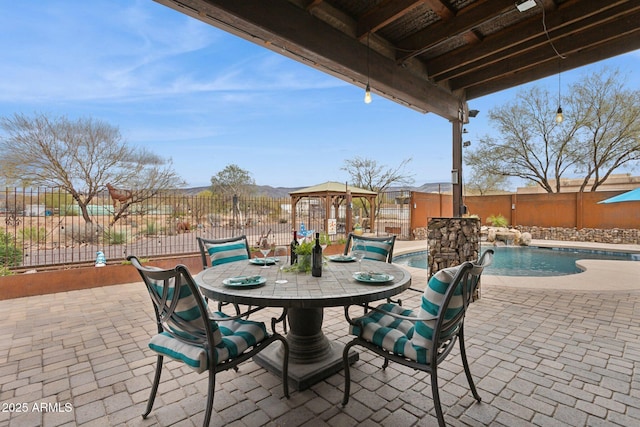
xmin=129 ymin=256 xmax=289 ymax=427
xmin=342 ymin=250 xmax=494 ymax=426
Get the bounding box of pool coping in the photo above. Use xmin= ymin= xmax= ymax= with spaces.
xmin=393 ymin=239 xmax=640 ymax=292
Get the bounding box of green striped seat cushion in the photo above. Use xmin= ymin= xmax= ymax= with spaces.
xmin=349 ymin=303 xmax=428 ymax=364
xmin=352 ymin=238 xmax=392 ymax=262
xmin=349 ymin=265 xmax=466 ymax=365
xmin=204 ymin=240 xmax=249 ymax=266
xmin=149 ymin=312 xmax=268 ymax=373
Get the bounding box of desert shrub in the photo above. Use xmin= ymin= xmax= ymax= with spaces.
xmin=19 ymin=226 xmax=47 ymax=244
xmin=0 ymin=229 xmax=22 ymax=267
xmin=103 ymin=229 xmax=127 ymax=245
xmin=486 ymin=214 xmax=509 ymax=227
xmin=144 ymin=222 xmax=158 ymax=236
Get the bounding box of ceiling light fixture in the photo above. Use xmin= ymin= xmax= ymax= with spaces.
xmin=535 ymin=0 xmax=567 ymax=123
xmin=364 ymin=32 xmax=372 ymax=104
xmin=516 ymin=0 xmax=537 ymax=12
xmin=555 ymin=63 xmax=563 ymax=123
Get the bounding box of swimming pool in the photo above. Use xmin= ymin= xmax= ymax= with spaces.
xmin=394 ymin=246 xmax=640 ymax=276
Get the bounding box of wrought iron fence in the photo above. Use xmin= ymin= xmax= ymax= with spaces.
xmin=1 ymin=188 xmax=412 ymax=270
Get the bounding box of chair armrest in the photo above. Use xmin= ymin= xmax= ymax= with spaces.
xmin=344 ymin=304 xmax=437 ymax=326
xmin=209 ymin=305 xmax=265 ymax=322
xmin=368 ymin=305 xmax=438 ymax=322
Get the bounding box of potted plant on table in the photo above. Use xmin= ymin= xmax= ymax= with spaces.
xmin=291 ymin=240 xmax=314 ymax=273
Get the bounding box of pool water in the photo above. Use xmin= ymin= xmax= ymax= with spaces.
xmin=394 ymin=246 xmax=640 ymax=277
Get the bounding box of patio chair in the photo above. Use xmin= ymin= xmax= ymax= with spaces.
xmin=128 ymin=256 xmax=289 ymax=427
xmin=197 ymin=235 xmax=252 ymax=315
xmin=341 ymin=250 xmax=494 ymax=427
xmin=197 ymin=235 xmax=251 ymax=268
xmin=343 ymin=233 xmax=396 ymax=263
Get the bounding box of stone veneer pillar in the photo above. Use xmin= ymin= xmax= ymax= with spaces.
xmin=427 ymin=217 xmax=481 ymax=297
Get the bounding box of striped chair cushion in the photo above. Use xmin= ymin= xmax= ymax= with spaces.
xmin=352 ymin=238 xmax=393 ymax=262
xmin=204 ymin=240 xmax=249 ymax=266
xmin=149 ymin=313 xmax=268 ymax=373
xmin=149 ymin=276 xmax=222 ymax=344
xmin=411 ymin=266 xmax=464 ymax=353
xmin=349 ymin=303 xmax=429 ymax=364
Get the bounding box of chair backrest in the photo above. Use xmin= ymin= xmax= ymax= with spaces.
xmin=128 ymin=256 xmax=222 ymax=349
xmin=412 ymin=249 xmax=493 ymax=365
xmin=197 ymin=236 xmax=251 ymax=269
xmin=343 ymin=233 xmax=396 ymax=263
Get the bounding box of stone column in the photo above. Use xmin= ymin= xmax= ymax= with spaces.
xmin=427 ymin=217 xmax=481 ymax=297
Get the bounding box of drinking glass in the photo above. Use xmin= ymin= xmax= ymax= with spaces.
xmin=259 ymin=237 xmax=272 ymax=269
xmin=351 ymin=247 xmax=365 ymax=271
xmin=274 ymin=246 xmax=288 ymax=284
xmin=319 ymin=233 xmax=329 ymax=252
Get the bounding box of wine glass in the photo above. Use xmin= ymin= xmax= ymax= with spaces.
xmin=259 ymin=237 xmax=272 ymax=269
xmin=351 ymin=247 xmax=365 ymax=272
xmin=274 ymin=246 xmax=288 ymax=284
xmin=319 ymin=233 xmax=329 ymax=252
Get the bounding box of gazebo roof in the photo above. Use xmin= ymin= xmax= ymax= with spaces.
xmin=289 ymin=181 xmax=377 ymax=197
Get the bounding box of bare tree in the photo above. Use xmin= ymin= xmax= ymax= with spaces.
xmin=570 ymin=68 xmax=640 ymax=192
xmin=0 ymin=113 xmax=185 ymax=223
xmin=341 ymin=157 xmax=414 ymax=217
xmin=464 ymin=163 xmax=510 ymax=195
xmin=465 ymin=68 xmax=640 ymax=193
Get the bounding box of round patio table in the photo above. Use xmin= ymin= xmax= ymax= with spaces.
xmin=196 ymin=258 xmax=412 ymax=390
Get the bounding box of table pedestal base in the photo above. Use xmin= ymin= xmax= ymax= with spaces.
xmin=254 ymin=307 xmax=358 ymax=390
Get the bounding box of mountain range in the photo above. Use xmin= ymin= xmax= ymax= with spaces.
xmin=184 ymin=182 xmax=453 ymax=198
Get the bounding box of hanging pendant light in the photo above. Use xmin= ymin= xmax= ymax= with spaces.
xmin=364 ymin=32 xmax=372 ymax=104
xmin=555 ymin=67 xmax=563 ymax=123
xmin=364 ymin=83 xmax=372 ymax=104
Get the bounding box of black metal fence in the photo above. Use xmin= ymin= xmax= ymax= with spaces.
xmin=1 ymin=188 xmax=411 ymax=270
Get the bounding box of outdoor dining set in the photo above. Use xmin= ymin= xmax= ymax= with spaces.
xmin=128 ymin=232 xmax=493 ymax=427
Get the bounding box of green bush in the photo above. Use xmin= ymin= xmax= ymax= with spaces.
xmin=486 ymin=214 xmax=509 ymax=228
xmin=0 ymin=229 xmax=22 ymax=267
xmin=144 ymin=222 xmax=158 ymax=236
xmin=103 ymin=230 xmax=127 ymax=245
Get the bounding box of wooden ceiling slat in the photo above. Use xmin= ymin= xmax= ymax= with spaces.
xmin=154 ymin=0 xmax=640 ymax=120
xmin=452 ymin=12 xmax=640 ymax=93
xmin=427 ymin=0 xmax=634 ymax=80
xmin=356 ymin=0 xmax=426 ymax=39
xmin=464 ymin=30 xmax=640 ymax=99
xmin=395 ymin=0 xmax=516 ymax=63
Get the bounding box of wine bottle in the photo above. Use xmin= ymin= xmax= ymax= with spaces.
xmin=290 ymin=230 xmax=299 ymax=265
xmin=312 ymin=232 xmax=323 ymax=277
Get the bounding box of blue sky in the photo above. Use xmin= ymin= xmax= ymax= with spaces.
xmin=1 ymin=1 xmax=639 ymax=189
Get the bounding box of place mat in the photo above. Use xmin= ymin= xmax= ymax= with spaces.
xmin=328 ymin=255 xmax=356 ymax=262
xmin=249 ymin=258 xmax=277 ymax=266
xmin=222 ymin=276 xmax=266 ymax=288
xmin=353 ymin=272 xmax=394 ymax=284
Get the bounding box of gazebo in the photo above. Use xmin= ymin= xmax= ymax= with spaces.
xmin=290 ymin=181 xmax=377 ymax=237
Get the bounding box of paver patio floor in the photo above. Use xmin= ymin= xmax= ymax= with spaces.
xmin=2 ymin=241 xmax=640 ymax=426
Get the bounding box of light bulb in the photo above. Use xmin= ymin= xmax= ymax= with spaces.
xmin=555 ymin=107 xmax=563 ymax=123
xmin=364 ymin=83 xmax=372 ymax=104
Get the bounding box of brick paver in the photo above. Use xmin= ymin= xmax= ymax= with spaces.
xmin=1 ymin=273 xmax=640 ymax=426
